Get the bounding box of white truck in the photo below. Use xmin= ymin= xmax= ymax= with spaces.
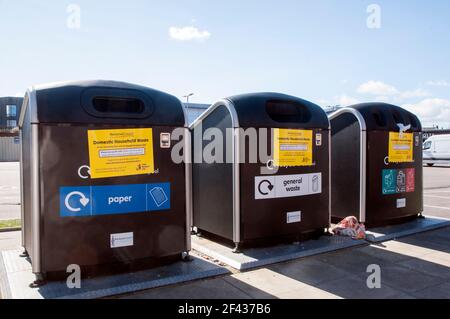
xmin=423 ymin=134 xmax=450 ymax=166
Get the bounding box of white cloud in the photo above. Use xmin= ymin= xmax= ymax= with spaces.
xmin=169 ymin=26 xmax=211 ymax=41
xmin=374 ymin=96 xmax=390 ymax=102
xmin=357 ymin=81 xmax=399 ymax=96
xmin=357 ymin=80 xmax=430 ymax=103
xmin=402 ymin=98 xmax=450 ymax=127
xmin=399 ymin=88 xmax=430 ymax=99
xmin=426 ymin=80 xmax=450 ymax=87
xmin=335 ymin=94 xmax=360 ymax=106
xmin=316 ymin=99 xmax=331 ymax=106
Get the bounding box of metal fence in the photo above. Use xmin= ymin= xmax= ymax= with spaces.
xmin=0 ymin=136 xmax=20 ymax=162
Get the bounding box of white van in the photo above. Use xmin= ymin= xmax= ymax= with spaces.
xmin=423 ymin=134 xmax=450 ymax=166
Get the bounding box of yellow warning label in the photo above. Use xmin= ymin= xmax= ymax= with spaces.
xmin=88 ymin=128 xmax=154 ymax=179
xmin=274 ymin=129 xmax=313 ymax=167
xmin=388 ymin=132 xmax=414 ymax=163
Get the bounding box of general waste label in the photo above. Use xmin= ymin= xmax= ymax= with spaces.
xmin=60 ymin=183 xmax=170 ymax=217
xmin=255 ymin=173 xmax=322 ymax=200
xmin=273 ymin=129 xmax=313 ymax=167
xmin=388 ymin=132 xmax=414 ymax=163
xmin=382 ymin=169 xmax=415 ymax=195
xmin=88 ymin=128 xmax=155 ymax=179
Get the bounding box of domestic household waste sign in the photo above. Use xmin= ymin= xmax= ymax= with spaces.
xmin=88 ymin=128 xmax=155 ymax=179
xmin=273 ymin=129 xmax=313 ymax=167
xmin=388 ymin=132 xmax=413 ymax=163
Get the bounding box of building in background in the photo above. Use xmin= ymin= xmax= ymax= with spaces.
xmin=0 ymin=97 xmax=23 ymax=162
xmin=324 ymin=105 xmax=343 ymax=114
xmin=183 ymin=103 xmax=210 ymax=124
xmin=423 ymin=127 xmax=450 ymax=141
xmin=0 ymin=97 xmax=23 ymax=134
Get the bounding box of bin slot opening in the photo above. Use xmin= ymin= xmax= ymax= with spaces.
xmin=92 ymin=97 xmax=145 ymax=114
xmin=409 ymin=115 xmax=418 ymax=129
xmin=392 ymin=110 xmax=407 ymax=126
xmin=266 ymin=100 xmax=311 ymax=123
xmin=372 ymin=111 xmax=386 ymax=127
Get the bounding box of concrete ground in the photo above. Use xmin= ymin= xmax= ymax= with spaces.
xmin=0 ymin=230 xmax=21 ymax=251
xmin=0 ymin=162 xmax=449 ymax=299
xmin=423 ymin=165 xmax=450 ymax=219
xmin=120 ymin=164 xmax=450 ymax=299
xmin=423 ymin=164 xmax=450 ymax=190
xmin=120 ymin=227 xmax=450 ymax=299
xmin=0 ymin=162 xmax=20 ymax=221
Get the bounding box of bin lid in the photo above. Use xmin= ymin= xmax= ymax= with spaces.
xmin=25 ymin=80 xmax=186 ymax=127
xmin=225 ymin=92 xmax=329 ymax=129
xmin=351 ymin=103 xmax=422 ymax=132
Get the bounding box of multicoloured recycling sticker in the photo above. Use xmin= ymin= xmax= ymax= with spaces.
xmin=382 ymin=168 xmax=415 ymax=195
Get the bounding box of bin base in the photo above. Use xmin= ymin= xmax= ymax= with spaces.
xmin=331 ymin=214 xmax=420 ymax=228
xmin=191 ymin=233 xmax=365 ymax=271
xmin=0 ymin=249 xmax=229 ymax=299
xmin=365 ymin=215 xmax=450 ymax=243
xmin=41 ymin=254 xmax=183 ymax=282
xmin=195 ymin=227 xmax=328 ymax=252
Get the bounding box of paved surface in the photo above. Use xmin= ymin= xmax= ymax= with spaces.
xmin=120 ymin=227 xmax=450 ymax=299
xmin=424 ymin=187 xmax=450 ymax=220
xmin=1 ymin=226 xmax=449 ymax=299
xmin=192 ymin=233 xmax=365 ymax=271
xmin=0 ymin=248 xmax=229 ymax=299
xmin=424 ymin=164 xmax=450 ymax=190
xmin=0 ymin=162 xmax=449 ymax=299
xmin=119 ymin=164 xmax=450 ymax=299
xmin=0 ymin=162 xmax=20 ymax=221
xmin=0 ymin=231 xmax=20 ymax=251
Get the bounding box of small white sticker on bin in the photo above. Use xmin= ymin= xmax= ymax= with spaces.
xmin=316 ymin=133 xmax=322 ymax=146
xmin=287 ymin=211 xmax=302 ymax=224
xmin=397 ymin=198 xmax=406 ymax=208
xmin=110 ymin=232 xmax=134 ymax=248
xmin=160 ymin=133 xmax=171 ymax=148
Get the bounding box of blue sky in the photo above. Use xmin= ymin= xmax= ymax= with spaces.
xmin=1 ymin=0 xmax=450 ymax=127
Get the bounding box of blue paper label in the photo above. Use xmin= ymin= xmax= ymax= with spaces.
xmin=60 ymin=183 xmax=171 ymax=217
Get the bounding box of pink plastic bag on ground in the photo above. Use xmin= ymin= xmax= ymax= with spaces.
xmin=331 ymin=216 xmax=366 ymax=239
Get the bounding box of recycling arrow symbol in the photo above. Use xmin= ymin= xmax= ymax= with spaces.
xmin=258 ymin=180 xmax=275 ymax=196
xmin=65 ymin=191 xmax=90 ymax=212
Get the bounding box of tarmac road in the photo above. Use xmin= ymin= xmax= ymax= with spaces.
xmin=0 ymin=162 xmax=20 ymax=221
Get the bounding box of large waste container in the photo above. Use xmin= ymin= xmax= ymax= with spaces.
xmin=19 ymin=80 xmax=191 ymax=283
xmin=329 ymin=103 xmax=423 ymax=227
xmin=191 ymin=93 xmax=330 ymax=252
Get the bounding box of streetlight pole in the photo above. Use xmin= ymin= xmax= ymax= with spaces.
xmin=183 ymin=93 xmax=194 ymax=107
xmin=182 ymin=93 xmax=194 ymax=124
